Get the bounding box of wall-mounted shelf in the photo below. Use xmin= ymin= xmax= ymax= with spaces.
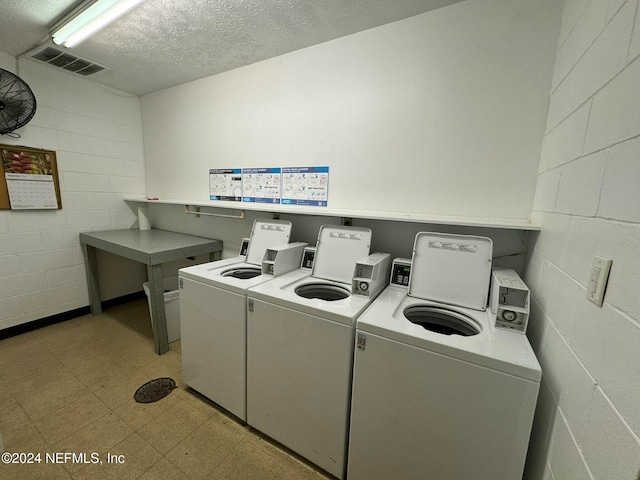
xmin=124 ymin=197 xmax=541 ymax=231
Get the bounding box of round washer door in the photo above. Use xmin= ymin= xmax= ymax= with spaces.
xmin=294 ymin=283 xmax=350 ymax=301
xmin=221 ymin=266 xmax=262 ymax=279
xmin=404 ymin=305 xmax=481 ymax=336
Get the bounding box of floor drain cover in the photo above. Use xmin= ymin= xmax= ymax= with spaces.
xmin=134 ymin=378 xmax=177 ymax=403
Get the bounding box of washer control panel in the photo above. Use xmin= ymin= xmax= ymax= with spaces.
xmin=300 ymin=246 xmax=316 ymax=270
xmin=239 ymin=238 xmax=250 ymax=258
xmin=390 ymin=258 xmax=412 ymax=288
xmin=262 ymin=242 xmax=308 ymax=276
xmin=490 ymin=268 xmax=530 ymax=333
xmin=352 ymin=253 xmax=391 ymax=297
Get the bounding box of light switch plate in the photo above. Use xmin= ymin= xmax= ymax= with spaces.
xmin=586 ymin=256 xmax=612 ymax=307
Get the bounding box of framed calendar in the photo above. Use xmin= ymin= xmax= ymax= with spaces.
xmin=1 ymin=144 xmax=62 ymax=210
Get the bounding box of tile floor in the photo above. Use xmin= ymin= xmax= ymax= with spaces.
xmin=0 ymin=299 xmax=333 ymax=480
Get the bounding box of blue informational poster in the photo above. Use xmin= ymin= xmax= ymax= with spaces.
xmin=281 ymin=166 xmax=329 ymax=206
xmin=242 ymin=168 xmax=281 ymax=204
xmin=209 ymin=168 xmax=242 ymax=201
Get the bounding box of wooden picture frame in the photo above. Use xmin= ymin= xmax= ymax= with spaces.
xmin=0 ymin=144 xmax=62 ymax=210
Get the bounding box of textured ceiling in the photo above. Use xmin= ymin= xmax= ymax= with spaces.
xmin=0 ymin=0 xmax=466 ymax=96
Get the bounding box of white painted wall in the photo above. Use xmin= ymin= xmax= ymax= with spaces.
xmin=0 ymin=55 xmax=146 ymax=330
xmin=141 ymin=0 xmax=561 ymax=222
xmin=524 ymin=0 xmax=640 ymax=478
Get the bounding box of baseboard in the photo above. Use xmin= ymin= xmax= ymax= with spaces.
xmin=0 ymin=290 xmax=146 ymax=341
xmin=102 ymin=290 xmax=146 ymax=309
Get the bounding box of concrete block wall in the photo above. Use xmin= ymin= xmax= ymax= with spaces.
xmin=0 ymin=55 xmax=146 ymax=330
xmin=525 ymin=0 xmax=640 ymax=478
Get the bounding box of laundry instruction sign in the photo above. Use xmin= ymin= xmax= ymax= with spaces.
xmin=209 ymin=168 xmax=242 ymax=201
xmin=281 ymin=167 xmax=329 ymax=206
xmin=209 ymin=166 xmax=328 ymax=206
xmin=242 ymin=167 xmax=281 ymax=204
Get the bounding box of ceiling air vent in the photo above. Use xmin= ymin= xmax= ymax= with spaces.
xmin=23 ymin=41 xmax=109 ymax=77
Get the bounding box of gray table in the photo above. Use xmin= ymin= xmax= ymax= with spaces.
xmin=80 ymin=229 xmax=223 ymax=354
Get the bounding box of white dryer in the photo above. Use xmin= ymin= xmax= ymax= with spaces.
xmin=246 ymin=225 xmax=388 ymax=479
xmin=178 ymin=218 xmax=293 ymax=421
xmin=348 ymin=233 xmax=541 ymax=480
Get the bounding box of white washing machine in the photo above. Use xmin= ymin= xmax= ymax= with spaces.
xmin=178 ymin=218 xmax=293 ymax=421
xmin=348 ymin=233 xmax=541 ymax=480
xmin=246 ymin=225 xmax=389 ymax=479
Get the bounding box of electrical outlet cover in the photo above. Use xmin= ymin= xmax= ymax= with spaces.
xmin=585 ymin=256 xmax=612 ymax=307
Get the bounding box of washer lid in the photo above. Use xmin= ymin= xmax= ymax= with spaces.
xmin=245 ymin=218 xmax=292 ymax=266
xmin=408 ymin=233 xmax=493 ymax=310
xmin=312 ymin=225 xmax=372 ymax=284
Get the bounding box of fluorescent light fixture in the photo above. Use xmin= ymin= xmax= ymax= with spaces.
xmin=51 ymin=0 xmax=144 ymax=48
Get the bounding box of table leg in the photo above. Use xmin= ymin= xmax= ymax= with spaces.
xmin=209 ymin=251 xmax=221 ymax=262
xmin=81 ymin=243 xmax=102 ymax=315
xmin=147 ymin=264 xmax=170 ymax=355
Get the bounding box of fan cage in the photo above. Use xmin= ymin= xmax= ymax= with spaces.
xmin=0 ymin=68 xmax=37 ymax=135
